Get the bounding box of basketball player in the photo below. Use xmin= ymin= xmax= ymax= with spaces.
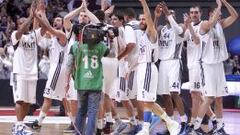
xmin=122 ymin=7 xmax=144 ymax=128
xmin=184 ymin=5 xmax=217 ymax=134
xmin=11 ymin=1 xmax=45 ymax=134
xmin=155 ymin=2 xmax=187 ymax=134
xmin=107 ymin=11 xmax=139 ymax=135
xmin=135 ymin=0 xmax=179 ymax=135
xmin=193 ymin=0 xmax=238 ymax=134
xmin=30 ymin=4 xmax=68 ymax=129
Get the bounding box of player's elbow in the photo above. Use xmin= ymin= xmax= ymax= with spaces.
xmin=126 ymin=43 xmax=136 ymax=52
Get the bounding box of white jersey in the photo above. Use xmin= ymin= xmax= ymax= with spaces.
xmin=185 ymin=21 xmax=202 ymax=69
xmin=158 ymin=25 xmax=184 ymax=60
xmin=201 ymin=22 xmax=228 ymax=64
xmin=124 ymin=20 xmax=143 ymax=66
xmin=45 ymin=37 xmax=68 ymax=91
xmin=138 ymin=32 xmax=158 ymax=64
xmin=11 ymin=29 xmax=43 ymax=80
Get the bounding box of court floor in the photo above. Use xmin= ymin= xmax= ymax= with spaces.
xmin=0 ymin=110 xmax=239 ymax=135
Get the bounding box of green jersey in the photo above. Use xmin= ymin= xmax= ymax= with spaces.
xmin=74 ymin=42 xmax=108 ymax=91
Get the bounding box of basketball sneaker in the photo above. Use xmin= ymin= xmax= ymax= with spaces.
xmin=166 ymin=120 xmax=180 ymax=135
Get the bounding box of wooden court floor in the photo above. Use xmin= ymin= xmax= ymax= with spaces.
xmin=0 ymin=110 xmax=240 ymax=135
xmin=0 ymin=123 xmax=72 ymax=135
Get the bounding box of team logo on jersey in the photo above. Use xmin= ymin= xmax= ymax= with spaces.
xmin=83 ymin=70 xmax=94 ymax=79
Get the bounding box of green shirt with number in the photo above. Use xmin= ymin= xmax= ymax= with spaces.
xmin=73 ymin=42 xmax=108 ymax=91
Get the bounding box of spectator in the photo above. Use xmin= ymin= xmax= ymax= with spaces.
xmin=224 ymin=55 xmax=234 ymax=75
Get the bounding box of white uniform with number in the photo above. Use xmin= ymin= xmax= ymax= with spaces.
xmin=158 ymin=25 xmax=183 ymax=95
xmin=43 ymin=37 xmax=68 ymax=101
xmin=185 ymin=22 xmax=203 ymax=91
xmin=11 ymin=29 xmax=43 ymax=103
xmin=200 ymin=22 xmax=228 ymax=97
xmin=125 ymin=20 xmax=143 ymax=99
xmin=137 ymin=33 xmax=158 ymax=102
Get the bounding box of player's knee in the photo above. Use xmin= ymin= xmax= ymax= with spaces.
xmin=170 ymin=92 xmax=180 ymax=99
xmin=16 ymin=101 xmax=24 ymax=105
xmin=43 ymin=97 xmax=52 ymax=105
xmin=215 ymin=97 xmax=223 ymax=104
xmin=191 ymin=91 xmax=201 ymax=100
xmin=162 ymin=94 xmax=171 ymax=100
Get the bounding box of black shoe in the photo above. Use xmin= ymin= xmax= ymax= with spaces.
xmin=185 ymin=123 xmax=194 ymax=134
xmin=103 ymin=122 xmax=113 ymax=134
xmin=156 ymin=130 xmax=170 ymax=135
xmin=63 ymin=123 xmax=75 ymax=133
xmin=96 ymin=128 xmax=103 ymax=135
xmin=214 ymin=127 xmax=229 ymax=135
xmin=212 ymin=120 xmax=217 ymax=131
xmin=31 ymin=120 xmax=41 ymax=130
xmin=193 ymin=128 xmax=207 ymax=135
xmin=179 ymin=122 xmax=187 ymax=134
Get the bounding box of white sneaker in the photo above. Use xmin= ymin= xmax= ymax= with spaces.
xmin=166 ymin=120 xmax=180 ymax=135
xmin=136 ymin=122 xmax=150 ymax=135
xmin=12 ymin=124 xmax=33 ymax=135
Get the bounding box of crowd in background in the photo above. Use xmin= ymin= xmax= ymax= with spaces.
xmin=0 ymin=0 xmax=240 ymax=79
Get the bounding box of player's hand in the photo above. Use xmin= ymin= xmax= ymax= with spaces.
xmin=154 ymin=4 xmax=162 ymax=18
xmin=82 ymin=0 xmax=88 ymax=10
xmin=159 ymin=2 xmax=170 ymax=16
xmin=30 ymin=0 xmax=38 ymax=18
xmin=183 ymin=13 xmax=192 ymax=27
xmin=38 ymin=0 xmax=46 ymax=12
xmin=104 ymin=5 xmax=115 ymax=15
xmin=64 ymin=83 xmax=70 ymax=96
xmin=216 ymin=0 xmax=222 ymax=8
xmin=220 ymin=0 xmax=227 ymax=5
xmin=125 ymin=72 xmax=129 ymax=80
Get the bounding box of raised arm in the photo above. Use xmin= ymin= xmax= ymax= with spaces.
xmin=220 ymin=0 xmax=239 ymax=29
xmin=154 ymin=4 xmax=162 ymax=30
xmin=139 ymin=0 xmax=157 ymax=43
xmin=200 ymin=0 xmax=222 ymax=34
xmin=64 ymin=2 xmax=84 ymax=32
xmin=160 ymin=2 xmax=183 ymax=35
xmin=15 ymin=2 xmax=36 ymax=40
xmin=84 ymin=0 xmax=100 ymax=23
xmin=184 ymin=13 xmax=200 ymax=45
xmin=34 ymin=10 xmax=67 ymax=46
xmin=33 ymin=0 xmax=47 ymax=36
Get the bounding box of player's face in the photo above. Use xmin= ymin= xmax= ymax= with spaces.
xmin=124 ymin=15 xmax=129 ymax=23
xmin=78 ymin=12 xmax=90 ymax=24
xmin=189 ymin=7 xmax=201 ymax=23
xmin=53 ymin=17 xmax=63 ymax=30
xmin=139 ymin=14 xmax=147 ymax=31
xmin=17 ymin=17 xmax=29 ymax=31
xmin=111 ymin=15 xmax=122 ymax=27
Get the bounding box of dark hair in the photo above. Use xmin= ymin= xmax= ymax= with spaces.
xmin=123 ymin=8 xmax=136 ymax=19
xmin=208 ymin=5 xmax=217 ymax=15
xmin=94 ymin=10 xmax=105 ymax=22
xmin=110 ymin=11 xmax=124 ymax=22
xmin=190 ymin=5 xmax=202 ymax=13
xmin=52 ymin=16 xmax=63 ymax=25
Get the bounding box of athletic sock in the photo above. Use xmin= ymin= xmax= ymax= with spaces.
xmin=216 ymin=118 xmax=223 ymax=130
xmin=160 ymin=112 xmax=172 ymax=123
xmin=97 ymin=119 xmax=104 ymax=129
xmin=38 ymin=111 xmax=46 ymax=125
xmin=194 ymin=117 xmax=203 ymax=130
xmin=180 ymin=115 xmax=188 ymax=123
